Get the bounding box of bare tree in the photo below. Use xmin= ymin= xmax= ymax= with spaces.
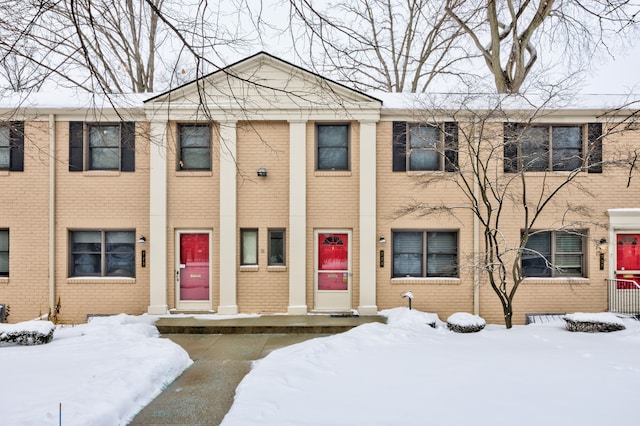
xmin=395 ymin=91 xmax=639 ymax=327
xmin=288 ymin=0 xmax=474 ymax=93
xmin=445 ymin=0 xmax=640 ymax=94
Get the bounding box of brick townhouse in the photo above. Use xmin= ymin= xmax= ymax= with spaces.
xmin=1 ymin=52 xmax=639 ymax=324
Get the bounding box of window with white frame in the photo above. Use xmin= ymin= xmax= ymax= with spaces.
xmin=504 ymin=124 xmax=603 ymax=172
xmin=522 ymin=230 xmax=586 ymax=277
xmin=317 ymin=124 xmax=349 ymax=170
xmin=178 ymin=124 xmax=212 ymax=170
xmin=0 ymin=229 xmax=8 ymax=277
xmin=392 ymin=231 xmax=458 ymax=278
xmin=268 ymin=229 xmax=285 ymax=266
xmin=241 ymin=229 xmax=258 ymax=265
xmin=69 ymin=230 xmax=135 ymax=277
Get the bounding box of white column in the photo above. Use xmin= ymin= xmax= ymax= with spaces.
xmin=358 ymin=120 xmax=378 ymax=315
xmin=288 ymin=120 xmax=308 ymax=315
xmin=218 ymin=121 xmax=239 ymax=314
xmin=148 ymin=121 xmax=169 ymax=314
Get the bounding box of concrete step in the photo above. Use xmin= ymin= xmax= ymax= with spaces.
xmin=155 ymin=314 xmax=387 ymax=334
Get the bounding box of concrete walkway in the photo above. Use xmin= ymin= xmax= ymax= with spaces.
xmin=129 ymin=315 xmax=386 ymax=425
xmin=130 ymin=333 xmax=326 ymax=425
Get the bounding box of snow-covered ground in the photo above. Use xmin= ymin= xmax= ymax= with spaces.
xmin=1 ymin=309 xmax=639 ymax=425
xmin=221 ymin=308 xmax=640 ymax=426
xmin=0 ymin=314 xmax=191 ymax=425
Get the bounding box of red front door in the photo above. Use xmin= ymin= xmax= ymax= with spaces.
xmin=318 ymin=233 xmax=349 ymax=290
xmin=179 ymin=233 xmax=210 ymax=301
xmin=616 ymin=234 xmax=640 ymax=289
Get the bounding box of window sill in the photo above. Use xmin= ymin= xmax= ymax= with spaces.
xmin=406 ymin=170 xmax=449 ymax=175
xmin=240 ymin=265 xmax=259 ymax=272
xmin=0 ymin=170 xmax=8 ymax=176
xmin=314 ymin=171 xmax=351 ymax=177
xmin=0 ymin=277 xmax=8 ymax=284
xmin=67 ymin=277 xmax=136 ymax=284
xmin=391 ymin=277 xmax=460 ymax=285
xmin=176 ymin=171 xmax=213 ymax=177
xmin=523 ymin=277 xmax=589 ymax=285
xmin=267 ymin=265 xmax=287 ymax=272
xmin=82 ymin=170 xmax=121 ymax=177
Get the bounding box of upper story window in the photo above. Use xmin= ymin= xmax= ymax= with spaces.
xmin=504 ymin=123 xmax=603 ymax=173
xmin=69 ymin=122 xmax=135 ymax=172
xmin=178 ymin=124 xmax=211 ymax=171
xmin=522 ymin=230 xmax=586 ymax=278
xmin=0 ymin=229 xmax=8 ymax=277
xmin=317 ymin=124 xmax=349 ymax=171
xmin=393 ymin=122 xmax=458 ymax=172
xmin=69 ymin=230 xmax=135 ymax=278
xmin=392 ymin=230 xmax=458 ymax=278
xmin=0 ymin=122 xmax=24 ymax=172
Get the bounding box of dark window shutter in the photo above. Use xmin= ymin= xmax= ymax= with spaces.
xmin=444 ymin=122 xmax=458 ymax=172
xmin=9 ymin=121 xmax=24 ymax=172
xmin=69 ymin=121 xmax=84 ymax=172
xmin=587 ymin=123 xmax=603 ymax=173
xmin=503 ymin=122 xmax=519 ymax=173
xmin=120 ymin=122 xmax=135 ymax=172
xmin=392 ymin=121 xmax=407 ymax=172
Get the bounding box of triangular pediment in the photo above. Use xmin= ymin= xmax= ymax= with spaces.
xmin=145 ymin=52 xmax=381 ymax=121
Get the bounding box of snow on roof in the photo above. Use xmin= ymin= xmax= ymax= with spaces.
xmin=0 ymin=88 xmax=638 ymax=113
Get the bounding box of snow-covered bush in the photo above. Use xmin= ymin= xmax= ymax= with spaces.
xmin=447 ymin=312 xmax=486 ymax=333
xmin=0 ymin=320 xmax=55 ymax=345
xmin=563 ymin=313 xmax=626 ymax=333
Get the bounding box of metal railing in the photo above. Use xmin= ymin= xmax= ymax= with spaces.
xmin=607 ymin=279 xmax=640 ymax=315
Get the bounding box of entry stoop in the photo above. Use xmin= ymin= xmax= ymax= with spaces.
xmin=155 ymin=314 xmax=387 ymax=334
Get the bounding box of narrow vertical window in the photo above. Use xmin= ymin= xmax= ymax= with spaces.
xmin=268 ymin=229 xmax=285 ymax=266
xmin=0 ymin=229 xmax=8 ymax=276
xmin=241 ymin=229 xmax=258 ymax=265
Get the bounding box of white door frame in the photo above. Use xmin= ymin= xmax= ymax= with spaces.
xmin=175 ymin=229 xmax=213 ymax=310
xmin=314 ymin=229 xmax=352 ymax=311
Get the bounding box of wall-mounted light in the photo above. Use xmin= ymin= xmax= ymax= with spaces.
xmin=137 ymin=235 xmax=147 ymax=244
xmin=597 ymin=238 xmax=607 ymax=254
xmin=257 ymin=168 xmax=267 ymax=177
xmin=379 ymin=235 xmax=386 ymax=244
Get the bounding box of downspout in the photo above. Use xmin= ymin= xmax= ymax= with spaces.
xmin=49 ymin=114 xmax=56 ymax=312
xmin=473 ymin=118 xmax=480 ymax=316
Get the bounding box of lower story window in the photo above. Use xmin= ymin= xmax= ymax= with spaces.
xmin=392 ymin=230 xmax=458 ymax=278
xmin=0 ymin=229 xmax=8 ymax=276
xmin=69 ymin=230 xmax=135 ymax=277
xmin=268 ymin=229 xmax=285 ymax=266
xmin=241 ymin=229 xmax=258 ymax=265
xmin=522 ymin=230 xmax=585 ymax=277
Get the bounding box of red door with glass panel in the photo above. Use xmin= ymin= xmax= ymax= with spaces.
xmin=616 ymin=234 xmax=640 ymax=289
xmin=179 ymin=233 xmax=210 ymax=302
xmin=315 ymin=232 xmax=351 ymax=311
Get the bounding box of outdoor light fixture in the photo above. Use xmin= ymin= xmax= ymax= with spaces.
xmin=257 ymin=168 xmax=267 ymax=177
xmin=598 ymin=238 xmax=608 ymax=254
xmin=379 ymin=235 xmax=386 ymax=244
xmin=137 ymin=235 xmax=147 ymax=244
